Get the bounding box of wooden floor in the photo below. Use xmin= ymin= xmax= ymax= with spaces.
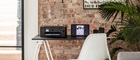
xmin=0 ymin=50 xmax=21 ymax=60
xmin=0 ymin=18 xmax=21 ymax=60
xmin=0 ymin=54 xmax=21 ymax=60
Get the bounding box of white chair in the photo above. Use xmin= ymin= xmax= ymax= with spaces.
xmin=117 ymin=52 xmax=140 ymax=60
xmin=77 ymin=33 xmax=111 ymax=60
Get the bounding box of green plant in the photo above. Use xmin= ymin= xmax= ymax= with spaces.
xmin=100 ymin=0 xmax=140 ymax=58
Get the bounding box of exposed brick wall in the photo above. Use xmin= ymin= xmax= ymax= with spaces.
xmin=38 ymin=40 xmax=84 ymax=60
xmin=38 ymin=0 xmax=119 ymax=60
xmin=38 ymin=0 xmax=113 ymax=33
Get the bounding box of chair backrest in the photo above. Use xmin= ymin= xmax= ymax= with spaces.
xmin=117 ymin=52 xmax=140 ymax=60
xmin=77 ymin=33 xmax=111 ymax=60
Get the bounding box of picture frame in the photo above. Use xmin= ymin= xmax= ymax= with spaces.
xmin=83 ymin=0 xmax=103 ymax=9
xmin=71 ymin=24 xmax=89 ymax=37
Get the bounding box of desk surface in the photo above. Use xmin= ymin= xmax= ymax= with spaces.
xmin=32 ymin=35 xmax=87 ymax=40
xmin=32 ymin=35 xmax=113 ymax=40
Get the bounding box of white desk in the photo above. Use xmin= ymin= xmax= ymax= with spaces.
xmin=32 ymin=35 xmax=87 ymax=60
xmin=32 ymin=35 xmax=113 ymax=60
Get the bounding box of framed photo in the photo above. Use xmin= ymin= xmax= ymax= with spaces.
xmin=76 ymin=25 xmax=84 ymax=36
xmin=71 ymin=24 xmax=89 ymax=37
xmin=83 ymin=0 xmax=102 ymax=9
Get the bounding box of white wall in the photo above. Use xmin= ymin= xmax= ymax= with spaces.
xmin=24 ymin=0 xmax=38 ymax=60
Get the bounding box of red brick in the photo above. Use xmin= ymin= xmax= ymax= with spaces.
xmin=38 ymin=0 xmax=128 ymax=60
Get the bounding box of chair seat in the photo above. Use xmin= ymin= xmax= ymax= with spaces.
xmin=117 ymin=52 xmax=140 ymax=60
xmin=77 ymin=33 xmax=111 ymax=60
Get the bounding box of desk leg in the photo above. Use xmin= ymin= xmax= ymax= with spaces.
xmin=33 ymin=41 xmax=42 ymax=60
xmin=45 ymin=40 xmax=53 ymax=60
xmin=34 ymin=40 xmax=54 ymax=60
xmin=43 ymin=40 xmax=50 ymax=60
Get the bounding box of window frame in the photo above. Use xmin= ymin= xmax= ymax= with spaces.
xmin=0 ymin=0 xmax=24 ymax=60
xmin=22 ymin=0 xmax=24 ymax=59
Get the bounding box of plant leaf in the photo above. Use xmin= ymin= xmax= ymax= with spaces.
xmin=107 ymin=25 xmax=117 ymax=37
xmin=110 ymin=47 xmax=123 ymax=58
xmin=100 ymin=2 xmax=126 ymax=21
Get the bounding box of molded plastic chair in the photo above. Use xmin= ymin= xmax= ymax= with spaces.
xmin=117 ymin=52 xmax=140 ymax=60
xmin=77 ymin=33 xmax=111 ymax=60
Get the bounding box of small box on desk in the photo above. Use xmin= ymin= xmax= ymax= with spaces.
xmin=93 ymin=27 xmax=104 ymax=33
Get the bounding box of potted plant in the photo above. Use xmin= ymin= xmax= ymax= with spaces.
xmin=100 ymin=0 xmax=140 ymax=59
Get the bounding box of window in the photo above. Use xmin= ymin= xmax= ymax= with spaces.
xmin=0 ymin=0 xmax=24 ymax=60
